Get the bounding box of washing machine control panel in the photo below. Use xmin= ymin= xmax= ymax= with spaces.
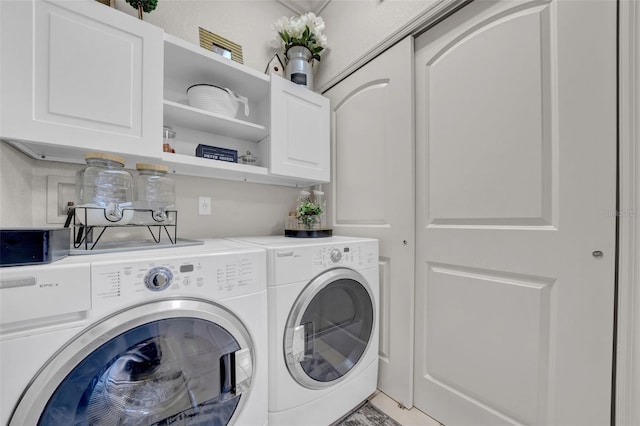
xmin=144 ymin=266 xmax=173 ymax=291
xmin=90 ymin=250 xmax=265 ymax=315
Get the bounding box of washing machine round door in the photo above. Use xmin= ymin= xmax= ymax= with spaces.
xmin=284 ymin=268 xmax=375 ymax=389
xmin=10 ymin=299 xmax=254 ymax=426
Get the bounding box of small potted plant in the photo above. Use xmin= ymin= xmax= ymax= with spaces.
xmin=271 ymin=12 xmax=328 ymax=89
xmin=297 ymin=199 xmax=324 ymax=230
xmin=126 ymin=0 xmax=158 ymax=20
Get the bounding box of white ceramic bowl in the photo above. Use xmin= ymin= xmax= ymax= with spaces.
xmin=186 ymin=84 xmax=249 ymax=118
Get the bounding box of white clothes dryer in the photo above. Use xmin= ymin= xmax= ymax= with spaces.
xmin=228 ymin=236 xmax=379 ymax=426
xmin=0 ymin=239 xmax=268 ymax=426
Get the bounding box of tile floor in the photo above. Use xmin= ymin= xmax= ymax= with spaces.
xmin=369 ymin=391 xmax=442 ymax=426
xmin=336 ymin=401 xmax=402 ymax=426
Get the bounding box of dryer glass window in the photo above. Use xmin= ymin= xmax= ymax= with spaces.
xmin=299 ymin=278 xmax=374 ymax=382
xmin=38 ymin=318 xmax=244 ymax=425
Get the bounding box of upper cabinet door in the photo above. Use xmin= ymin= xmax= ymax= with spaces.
xmin=269 ymin=75 xmax=330 ymax=183
xmin=0 ymin=0 xmax=163 ymax=159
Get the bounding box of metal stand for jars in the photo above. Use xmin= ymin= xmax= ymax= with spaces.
xmin=65 ymin=206 xmax=179 ymax=251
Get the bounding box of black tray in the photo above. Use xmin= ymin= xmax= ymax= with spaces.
xmin=284 ymin=228 xmax=333 ymax=238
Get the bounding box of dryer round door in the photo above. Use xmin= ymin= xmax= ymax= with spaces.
xmin=9 ymin=298 xmax=255 ymax=426
xmin=283 ymin=268 xmax=375 ymax=389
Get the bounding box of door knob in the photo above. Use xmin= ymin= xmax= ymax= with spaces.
xmin=592 ymin=250 xmax=603 ymax=258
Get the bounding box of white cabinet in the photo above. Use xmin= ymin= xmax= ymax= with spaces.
xmin=269 ymin=75 xmax=330 ymax=183
xmin=0 ymin=1 xmax=329 ymax=186
xmin=161 ymin=35 xmax=330 ymax=186
xmin=0 ymin=0 xmax=163 ymax=162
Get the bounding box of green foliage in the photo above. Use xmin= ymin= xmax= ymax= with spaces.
xmin=126 ymin=0 xmax=158 ymax=14
xmin=297 ymin=200 xmax=323 ymax=228
xmin=279 ymin=25 xmax=324 ymax=61
xmin=297 ymin=200 xmax=323 ymax=217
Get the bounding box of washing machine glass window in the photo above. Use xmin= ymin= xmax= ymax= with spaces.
xmin=9 ymin=299 xmax=255 ymax=426
xmin=284 ymin=268 xmax=375 ymax=390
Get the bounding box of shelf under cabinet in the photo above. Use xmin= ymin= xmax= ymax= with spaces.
xmin=161 ymin=152 xmax=319 ymax=187
xmin=163 ymin=100 xmax=268 ymax=142
xmin=162 ymin=152 xmax=268 ymax=176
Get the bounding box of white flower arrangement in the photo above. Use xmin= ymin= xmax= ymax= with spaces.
xmin=271 ymin=12 xmax=328 ymax=62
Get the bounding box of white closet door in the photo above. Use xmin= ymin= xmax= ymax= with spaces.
xmin=414 ymin=1 xmax=616 ymax=425
xmin=324 ymin=37 xmax=415 ymax=407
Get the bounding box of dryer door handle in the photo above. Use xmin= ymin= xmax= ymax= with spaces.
xmin=287 ymin=322 xmax=314 ymax=364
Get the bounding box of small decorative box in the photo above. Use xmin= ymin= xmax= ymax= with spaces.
xmin=195 ymin=144 xmax=238 ymax=162
xmin=1 ymin=228 xmax=70 ymax=267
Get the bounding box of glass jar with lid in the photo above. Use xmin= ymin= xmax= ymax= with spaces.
xmin=75 ymin=152 xmax=134 ymax=225
xmin=239 ymin=150 xmax=257 ymax=165
xmin=133 ymin=163 xmax=176 ymax=225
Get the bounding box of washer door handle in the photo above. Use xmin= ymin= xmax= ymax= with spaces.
xmin=220 ymin=348 xmax=253 ymax=396
xmin=232 ymin=348 xmax=252 ymax=395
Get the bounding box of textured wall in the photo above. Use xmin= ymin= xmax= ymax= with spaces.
xmin=114 ymin=0 xmax=292 ymax=76
xmin=631 ymin=4 xmax=640 ymax=424
xmin=0 ymin=143 xmax=34 ymax=226
xmin=113 ymin=0 xmax=438 ymax=91
xmin=315 ymin=0 xmax=438 ymax=89
xmin=0 ymin=1 xmax=310 ymax=236
xmin=0 ymin=143 xmax=302 ymax=239
xmin=0 ymin=0 xmax=436 ymax=236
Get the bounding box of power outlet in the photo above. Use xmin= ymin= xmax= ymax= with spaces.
xmin=46 ymin=175 xmax=76 ymax=224
xmin=198 ymin=196 xmax=212 ymax=215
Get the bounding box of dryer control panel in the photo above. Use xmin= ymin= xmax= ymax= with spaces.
xmin=312 ymin=241 xmax=378 ymax=273
xmin=273 ymin=241 xmax=378 ymax=283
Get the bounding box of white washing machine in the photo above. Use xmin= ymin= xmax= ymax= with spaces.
xmin=228 ymin=235 xmax=379 ymax=426
xmin=0 ymin=239 xmax=268 ymax=426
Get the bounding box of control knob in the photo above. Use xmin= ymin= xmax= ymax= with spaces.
xmin=330 ymin=248 xmax=342 ymax=263
xmin=145 ymin=266 xmax=173 ymax=291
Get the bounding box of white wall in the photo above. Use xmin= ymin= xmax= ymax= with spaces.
xmin=0 ymin=0 xmax=440 ymax=236
xmin=113 ymin=0 xmax=440 ymax=92
xmin=114 ymin=0 xmax=292 ymax=75
xmin=316 ymin=0 xmax=438 ymax=90
xmin=630 ymin=2 xmax=640 ymax=423
xmin=617 ymin=1 xmax=640 ymax=425
xmin=0 ymin=143 xmax=33 ymax=226
xmin=0 ymin=1 xmax=310 ymax=238
xmin=0 ymin=142 xmax=301 ymax=239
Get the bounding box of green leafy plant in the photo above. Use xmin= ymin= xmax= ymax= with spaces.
xmin=271 ymin=13 xmax=327 ymax=62
xmin=126 ymin=0 xmax=158 ymax=20
xmin=297 ymin=200 xmax=323 ymax=228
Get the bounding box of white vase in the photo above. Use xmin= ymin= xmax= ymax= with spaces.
xmin=285 ymin=46 xmax=314 ymax=90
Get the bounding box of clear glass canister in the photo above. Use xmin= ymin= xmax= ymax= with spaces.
xmin=133 ymin=163 xmax=176 ymax=225
xmin=75 ymin=152 xmax=134 ymax=224
xmin=313 ymin=189 xmax=327 ymax=228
